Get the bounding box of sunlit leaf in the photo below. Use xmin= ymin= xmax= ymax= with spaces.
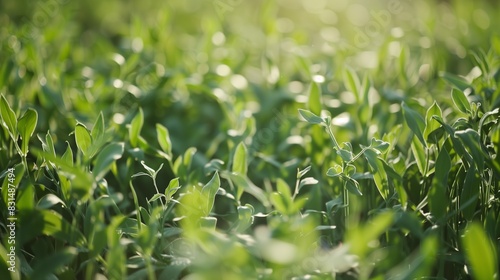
xmin=298 ymin=109 xmax=323 ymax=124
xmin=326 ymin=165 xmax=342 ymax=177
xmin=17 ymin=108 xmax=37 ymax=156
xmin=423 ymin=101 xmax=443 ymax=143
xmin=75 ymin=123 xmax=92 ymax=157
xmin=343 ymin=67 xmax=360 ymax=102
xmin=129 ymin=107 xmax=144 ymax=147
xmin=165 ymin=177 xmax=180 ymax=202
xmin=93 ymin=142 xmax=124 ymax=181
xmin=0 ymin=94 xmax=18 ymax=140
xmin=232 ymin=142 xmax=248 ymax=175
xmin=156 ymin=123 xmax=172 ymax=160
xmin=91 ymin=111 xmax=105 ymax=141
xmin=308 ymin=82 xmax=322 ymax=116
xmin=462 ymin=223 xmax=498 ymax=280
xmin=440 ymin=72 xmax=471 ymax=91
xmin=451 ymin=88 xmax=471 ymax=114
xmin=402 ymin=102 xmax=426 ymax=146
xmin=201 ymin=171 xmax=220 ymax=215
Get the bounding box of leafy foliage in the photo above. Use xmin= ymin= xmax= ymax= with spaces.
xmin=1 ymin=0 xmax=500 ymax=279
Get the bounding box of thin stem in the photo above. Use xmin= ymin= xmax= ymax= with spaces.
xmin=324 ymin=123 xmax=340 ymax=150
xmin=343 ymin=180 xmax=349 ymax=230
xmin=152 ymin=177 xmax=165 ymax=208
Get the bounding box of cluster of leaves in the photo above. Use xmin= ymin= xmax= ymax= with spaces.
xmin=1 ymin=0 xmax=500 ymax=279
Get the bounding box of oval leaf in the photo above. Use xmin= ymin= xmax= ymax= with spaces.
xmin=298 ymin=109 xmax=323 ymax=124
xmin=17 ymin=108 xmax=38 ymax=155
xmin=201 ymin=171 xmax=220 ymax=215
xmin=402 ymin=102 xmax=426 ymax=146
xmin=156 ymin=123 xmax=172 ymax=158
xmin=129 ymin=108 xmax=144 ymax=147
xmin=462 ymin=223 xmax=498 ymax=280
xmin=0 ymin=94 xmax=18 ymax=140
xmin=308 ymin=82 xmax=322 ymax=116
xmin=75 ymin=123 xmax=92 ymax=157
xmin=424 ymin=102 xmax=443 ymax=143
xmin=451 ymin=88 xmax=471 ymax=114
xmin=232 ymin=142 xmax=248 ymax=175
xmin=93 ymin=142 xmax=125 ymax=181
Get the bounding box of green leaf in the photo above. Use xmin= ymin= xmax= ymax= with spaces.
xmin=423 ymin=101 xmax=443 ymax=143
xmin=17 ymin=108 xmax=38 ymax=156
xmin=236 ymin=204 xmax=254 ymax=232
xmin=462 ymin=223 xmax=498 ymax=280
xmin=75 ymin=123 xmax=92 ymax=157
xmin=200 ymin=216 xmax=217 ymax=229
xmin=42 ymin=131 xmax=56 ymax=156
xmin=204 ymin=159 xmax=225 ymax=174
xmin=34 ymin=149 xmax=94 ymax=202
xmin=276 ymin=178 xmax=292 ymax=202
xmin=298 ymin=109 xmax=323 ymax=124
xmin=308 ymin=82 xmax=322 ymax=115
xmin=326 ymin=197 xmax=343 ymax=213
xmin=428 ymin=147 xmax=450 ymax=221
xmin=297 ymin=165 xmax=312 ymax=179
xmin=0 ymin=94 xmax=18 ymax=140
xmin=18 ymin=210 xmax=85 ymax=247
xmin=455 ymin=129 xmax=485 ymax=171
xmin=232 ymin=142 xmax=248 ymax=175
xmin=156 ymin=123 xmax=172 ymax=159
xmin=343 ymin=67 xmax=360 ymax=102
xmin=129 ymin=108 xmax=144 ymax=147
xmin=460 ymin=167 xmax=480 ymax=221
xmin=433 ymin=116 xmax=470 ymax=163
xmin=92 ymin=142 xmax=124 ymax=181
xmin=402 ymin=102 xmax=426 ymax=146
xmin=270 ymin=192 xmax=289 ymax=214
xmin=298 ymin=177 xmax=318 ymax=192
xmin=17 ymin=183 xmax=35 ymax=211
xmin=370 ymin=138 xmax=389 ymax=154
xmin=61 ymin=141 xmax=74 ymax=166
xmin=337 ymin=148 xmax=353 ymax=162
xmin=364 ymin=149 xmax=389 ymax=200
xmin=451 ymin=88 xmax=471 ymax=114
xmin=361 ymin=74 xmax=371 ymax=105
xmin=175 ymin=147 xmax=197 ymax=178
xmin=344 ymin=177 xmax=362 ymax=196
xmin=411 ymin=136 xmax=427 ymax=176
xmin=226 ymin=172 xmax=269 ymax=206
xmin=37 ymin=194 xmax=66 ymax=209
xmin=148 ymin=193 xmax=165 ymax=203
xmin=139 ymin=160 xmax=157 ymax=177
xmin=91 ymin=112 xmax=105 ymax=141
xmin=440 ymin=72 xmax=471 ymax=91
xmin=326 ymin=165 xmax=342 ymax=177
xmin=165 ymin=177 xmax=180 ymax=201
xmin=201 ymin=171 xmax=220 ymax=215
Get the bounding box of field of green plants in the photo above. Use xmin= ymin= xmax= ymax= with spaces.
xmin=1 ymin=0 xmax=500 ymax=279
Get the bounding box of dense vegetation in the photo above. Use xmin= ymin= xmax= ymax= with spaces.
xmin=1 ymin=0 xmax=499 ymax=279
